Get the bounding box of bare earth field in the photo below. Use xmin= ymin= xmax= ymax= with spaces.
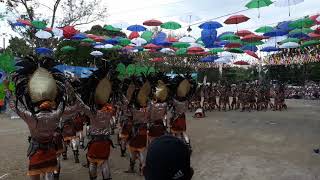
xmin=0 ymin=99 xmax=320 ymax=180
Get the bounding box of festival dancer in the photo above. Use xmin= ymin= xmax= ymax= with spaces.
xmin=7 ymin=56 xmax=66 ymax=180
xmin=170 ymin=74 xmax=196 ymax=151
xmin=230 ymin=84 xmax=237 ymax=110
xmin=148 ymin=73 xmax=169 ymax=143
xmin=126 ymin=76 xmax=151 ymax=175
xmin=80 ymin=66 xmax=120 ymax=180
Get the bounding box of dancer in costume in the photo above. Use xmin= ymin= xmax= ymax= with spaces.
xmin=126 ymin=76 xmax=151 ymax=175
xmin=80 ymin=66 xmax=120 ymax=180
xmin=7 ymin=56 xmax=65 ymax=180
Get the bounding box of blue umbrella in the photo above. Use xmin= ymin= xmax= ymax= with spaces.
xmin=214 ymin=41 xmax=229 ymax=46
xmin=152 ymin=32 xmax=167 ymax=45
xmin=35 ymin=47 xmax=53 ymax=55
xmin=241 ymin=45 xmax=258 ymax=52
xmin=104 ymin=38 xmax=119 ymax=45
xmin=158 ymin=41 xmax=172 ymax=47
xmin=206 ymin=44 xmax=222 ymax=48
xmin=261 ymin=46 xmax=280 ymax=52
xmin=127 ymin=24 xmax=147 ymax=32
xmin=199 ymin=55 xmax=219 ymax=62
xmin=12 ymin=22 xmax=26 ymax=27
xmin=72 ymin=33 xmax=87 ymax=40
xmin=264 ymin=29 xmax=288 ymax=37
xmin=201 ymin=29 xmax=217 ymax=47
xmin=277 ymin=21 xmax=294 ymax=32
xmin=288 ymin=32 xmax=309 ymax=39
xmin=199 ymin=21 xmax=223 ymax=29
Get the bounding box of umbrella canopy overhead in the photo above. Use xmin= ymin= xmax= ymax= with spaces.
xmin=261 ymin=46 xmax=280 ymax=52
xmin=199 ymin=55 xmax=219 ymax=62
xmin=141 ymin=31 xmax=153 ymax=42
xmin=127 ymin=25 xmax=147 ymax=32
xmin=172 ymin=42 xmax=190 ymax=48
xmin=241 ymin=45 xmax=258 ymax=52
xmin=35 ymin=30 xmax=52 ymax=39
xmin=236 ymin=30 xmax=253 ymax=37
xmin=224 ymin=15 xmax=250 ymax=24
xmin=234 ymin=60 xmax=250 ymax=65
xmin=143 ymin=19 xmax=163 ymax=26
xmin=274 ymin=0 xmax=304 ymax=16
xmin=63 ymin=26 xmax=78 ymax=39
xmin=90 ymin=51 xmax=103 ymax=57
xmin=227 ymin=48 xmax=244 ymax=54
xmin=32 ymin=20 xmax=47 ymax=29
xmin=129 ymin=31 xmax=140 ymax=39
xmin=103 ymin=25 xmax=121 ymax=32
xmin=199 ymin=21 xmax=223 ymax=29
xmin=179 ymin=14 xmax=201 ymax=24
xmin=280 ymin=37 xmax=300 ymax=44
xmin=245 ymin=0 xmax=273 ymax=17
xmin=289 ymin=18 xmax=314 ymax=28
xmin=264 ymin=29 xmax=288 ymax=37
xmin=35 ymin=47 xmax=53 ymax=55
xmin=255 ymin=26 xmax=274 ymax=33
xmin=242 ymin=34 xmax=266 ymax=41
xmin=160 ymin=21 xmax=181 ymax=30
xmin=244 ymin=50 xmax=260 ymax=59
xmin=131 ymin=37 xmax=148 ymax=46
xmin=279 ymin=42 xmax=300 ymax=48
xmin=61 ymin=46 xmax=76 ymax=53
xmin=179 ymin=36 xmax=196 ymax=43
xmin=301 ymin=40 xmax=320 ymax=47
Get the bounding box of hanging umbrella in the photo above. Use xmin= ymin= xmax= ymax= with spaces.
xmin=241 ymin=45 xmax=258 ymax=52
xmin=243 ymin=40 xmax=264 ymax=46
xmin=234 ymin=60 xmax=250 ymax=65
xmin=310 ymin=15 xmax=320 ymax=24
xmin=144 ymin=43 xmax=161 ymax=50
xmin=242 ymin=34 xmax=266 ymax=41
xmin=209 ymin=48 xmax=224 ymax=54
xmin=103 ymin=25 xmax=121 ymax=32
xmin=179 ymin=36 xmax=196 ymax=43
xmin=236 ymin=30 xmax=253 ymax=37
xmin=104 ymin=44 xmax=114 ymax=49
xmin=289 ymin=28 xmax=313 ymax=35
xmin=129 ymin=32 xmax=140 ymax=39
xmin=160 ymin=48 xmax=175 ymax=54
xmin=309 ymin=32 xmax=320 ymax=39
xmin=199 ymin=21 xmax=223 ymax=29
xmin=215 ymin=57 xmax=231 ymax=64
xmin=90 ymin=51 xmax=103 ymax=57
xmin=131 ymin=37 xmax=147 ymax=46
xmin=224 ymin=15 xmax=250 ymax=24
xmin=17 ymin=19 xmax=31 ymax=26
xmin=72 ymin=33 xmax=87 ymax=40
xmin=143 ymin=20 xmax=163 ymax=26
xmin=141 ymin=31 xmax=153 ymax=42
xmin=199 ymin=56 xmax=219 ymax=62
xmin=280 ymin=37 xmax=300 ymax=43
xmin=127 ymin=25 xmax=146 ymax=32
xmin=172 ymin=42 xmax=190 ymax=48
xmin=289 ymin=18 xmax=314 ymax=28
xmin=167 ymin=37 xmax=179 ymax=42
xmin=189 ymin=42 xmax=203 ymax=48
xmin=35 ymin=47 xmax=53 ymax=55
xmin=160 ymin=21 xmax=181 ymax=30
xmin=104 ymin=38 xmax=119 ymax=45
xmin=61 ymin=46 xmax=76 ymax=53
xmin=277 ymin=21 xmax=294 ymax=32
xmin=52 ymin=28 xmax=63 ymax=37
xmin=225 ymin=42 xmax=242 ymax=48
xmin=111 ymin=45 xmax=123 ymax=50
xmin=279 ymin=42 xmax=300 ymax=48
xmin=119 ymin=38 xmax=131 ymax=46
xmin=179 ymin=14 xmax=201 ymax=23
xmin=31 ymin=20 xmax=47 ymax=29
xmin=12 ymin=22 xmax=26 ymax=27
xmin=264 ymin=29 xmax=288 ymax=37
xmin=63 ymin=26 xmax=78 ymax=39
xmin=176 ymin=48 xmax=187 ymax=55
xmin=300 ymin=40 xmax=320 ymax=47
xmin=82 ymin=38 xmax=95 ymax=43
xmin=94 ymin=44 xmax=106 ymax=49
xmin=244 ymin=50 xmax=260 ymax=59
xmin=274 ymin=0 xmax=304 ymax=16
xmin=187 ymin=47 xmax=204 ymax=53
xmin=219 ymin=33 xmax=240 ymax=41
xmin=227 ymin=48 xmax=244 ymax=53
xmin=245 ymin=0 xmax=273 ymax=18
xmin=255 ymin=26 xmax=274 ymax=33
xmin=261 ymin=46 xmax=280 ymax=52
xmin=288 ymin=32 xmax=309 ymax=39
xmin=35 ymin=30 xmax=52 ymax=39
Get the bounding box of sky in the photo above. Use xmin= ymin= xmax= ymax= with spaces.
xmin=0 ymin=0 xmax=319 ymax=48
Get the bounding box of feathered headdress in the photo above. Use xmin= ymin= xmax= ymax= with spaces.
xmin=170 ymin=73 xmax=196 ymax=101
xmin=149 ymin=72 xmax=170 ymax=103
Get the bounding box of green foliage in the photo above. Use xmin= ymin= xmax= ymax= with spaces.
xmin=0 ymin=52 xmax=16 ymax=73
xmin=85 ymin=25 xmax=127 ymax=37
xmin=7 ymin=37 xmax=32 ymax=57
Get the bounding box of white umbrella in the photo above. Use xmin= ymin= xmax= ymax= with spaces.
xmin=274 ymin=0 xmax=304 ymax=16
xmin=189 ymin=42 xmax=203 ymax=48
xmin=104 ymin=44 xmax=114 ymax=49
xmin=179 ymin=14 xmax=201 ymax=24
xmin=52 ymin=27 xmax=63 ymax=37
xmin=179 ymin=36 xmax=196 ymax=43
xmin=279 ymin=42 xmax=299 ymax=49
xmin=160 ymin=48 xmax=175 ymax=55
xmin=90 ymin=51 xmax=103 ymax=57
xmin=317 ymin=16 xmax=320 ymax=22
xmin=131 ymin=37 xmax=147 ymax=46
xmin=35 ymin=30 xmax=52 ymax=39
xmin=215 ymin=57 xmax=231 ymax=64
xmin=94 ymin=44 xmax=105 ymax=49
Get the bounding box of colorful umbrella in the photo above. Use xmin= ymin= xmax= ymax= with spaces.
xmin=219 ymin=33 xmax=240 ymax=41
xmin=289 ymin=28 xmax=313 ymax=35
xmin=277 ymin=21 xmax=295 ymax=32
xmin=104 ymin=38 xmax=119 ymax=45
xmin=199 ymin=56 xmax=219 ymax=62
xmin=35 ymin=47 xmax=53 ymax=55
xmin=274 ymin=0 xmax=304 ymax=16
xmin=144 ymin=43 xmax=161 ymax=49
xmin=224 ymin=15 xmax=250 ymax=24
xmin=179 ymin=36 xmax=196 ymax=43
xmin=243 ymin=40 xmax=264 ymax=46
xmin=264 ymin=29 xmax=288 ymax=37
xmin=255 ymin=26 xmax=274 ymax=33
xmin=309 ymin=32 xmax=320 ymax=39
xmin=52 ymin=28 xmax=63 ymax=37
xmin=300 ymin=40 xmax=320 ymax=47
xmin=35 ymin=30 xmax=52 ymax=39
xmin=242 ymin=34 xmax=266 ymax=41
xmin=280 ymin=38 xmax=300 ymax=44
xmin=241 ymin=45 xmax=258 ymax=52
xmin=143 ymin=20 xmax=163 ymax=26
xmin=141 ymin=31 xmax=153 ymax=42
xmin=90 ymin=51 xmax=103 ymax=57
xmin=199 ymin=21 xmax=223 ymax=29
xmin=63 ymin=26 xmax=78 ymax=39
xmin=131 ymin=37 xmax=147 ymax=46
xmin=244 ymin=50 xmax=260 ymax=59
xmin=160 ymin=21 xmax=181 ymax=30
xmin=215 ymin=57 xmax=231 ymax=64
xmin=31 ymin=20 xmax=47 ymax=29
xmin=289 ymin=18 xmax=314 ymax=28
xmin=288 ymin=32 xmax=309 ymax=39
xmin=82 ymin=38 xmax=95 ymax=43
xmin=119 ymin=38 xmax=131 ymax=46
xmin=72 ymin=33 xmax=87 ymax=40
xmin=167 ymin=37 xmax=179 ymax=42
xmin=61 ymin=46 xmax=76 ymax=53
xmin=176 ymin=48 xmax=187 ymax=55
xmin=209 ymin=48 xmax=224 ymax=54
xmin=127 ymin=25 xmax=146 ymax=32
xmin=225 ymin=42 xmax=242 ymax=48
xmin=103 ymin=44 xmax=114 ymax=49
xmin=234 ymin=60 xmax=250 ymax=65
xmin=103 ymin=25 xmax=121 ymax=32
xmin=227 ymin=48 xmax=244 ymax=53
xmin=179 ymin=14 xmax=201 ymax=24
xmin=187 ymin=47 xmax=204 ymax=53
xmin=172 ymin=42 xmax=190 ymax=48
xmin=279 ymin=42 xmax=300 ymax=48
xmin=160 ymin=48 xmax=175 ymax=54
xmin=245 ymin=0 xmax=273 ymax=17
xmin=129 ymin=32 xmax=140 ymax=39
xmin=236 ymin=30 xmax=253 ymax=37
xmin=17 ymin=19 xmax=31 ymax=26
xmin=261 ymin=46 xmax=280 ymax=52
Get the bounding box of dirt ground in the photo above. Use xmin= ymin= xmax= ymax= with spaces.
xmin=0 ymin=99 xmax=320 ymax=180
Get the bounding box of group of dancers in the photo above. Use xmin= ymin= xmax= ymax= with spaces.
xmin=4 ymin=55 xmax=196 ymax=180
xmin=190 ymin=82 xmax=287 ymax=113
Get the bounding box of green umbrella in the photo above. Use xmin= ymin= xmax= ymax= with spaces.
xmin=289 ymin=18 xmax=314 ymax=29
xmin=280 ymin=38 xmax=300 ymax=44
xmin=103 ymin=25 xmax=121 ymax=32
xmin=289 ymin=28 xmax=313 ymax=35
xmin=172 ymin=42 xmax=190 ymax=48
xmin=300 ymin=40 xmax=320 ymax=47
xmin=176 ymin=48 xmax=187 ymax=55
xmin=245 ymin=0 xmax=273 ymax=17
xmin=119 ymin=38 xmax=131 ymax=46
xmin=61 ymin=46 xmax=76 ymax=53
xmin=141 ymin=31 xmax=153 ymax=42
xmin=228 ymin=39 xmax=243 ymax=44
xmin=82 ymin=38 xmax=95 ymax=43
xmin=112 ymin=45 xmax=123 ymax=50
xmin=209 ymin=48 xmax=224 ymax=54
xmin=31 ymin=20 xmax=47 ymax=29
xmin=255 ymin=26 xmax=274 ymax=33
xmin=227 ymin=48 xmax=244 ymax=54
xmin=219 ymin=34 xmax=240 ymax=41
xmin=160 ymin=21 xmax=181 ymax=30
xmin=243 ymin=41 xmax=264 ymax=46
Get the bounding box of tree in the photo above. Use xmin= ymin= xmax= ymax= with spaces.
xmin=6 ymin=37 xmax=32 ymax=57
xmin=5 ymin=0 xmax=108 ymax=48
xmin=84 ymin=25 xmax=127 ymax=37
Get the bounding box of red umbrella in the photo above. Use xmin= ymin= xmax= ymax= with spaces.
xmin=151 ymin=57 xmax=165 ymax=62
xmin=44 ymin=27 xmax=53 ymax=32
xmin=234 ymin=60 xmax=250 ymax=65
xmin=242 ymin=34 xmax=266 ymax=42
xmin=144 ymin=43 xmax=161 ymax=49
xmin=124 ymin=45 xmax=134 ymax=49
xmin=225 ymin=43 xmax=242 ymax=48
xmin=63 ymin=26 xmax=78 ymax=39
xmin=245 ymin=50 xmax=260 ymax=59
xmin=129 ymin=31 xmax=140 ymax=39
xmin=224 ymin=15 xmax=250 ymax=24
xmin=195 ymin=51 xmax=209 ymax=55
xmin=187 ymin=47 xmax=204 ymax=53
xmin=17 ymin=19 xmax=31 ymax=26
xmin=316 ymin=27 xmax=320 ymax=34
xmin=143 ymin=20 xmax=163 ymax=26
xmin=310 ymin=14 xmax=320 ymax=25
xmin=309 ymin=32 xmax=320 ymax=39
xmin=236 ymin=30 xmax=253 ymax=37
xmin=167 ymin=37 xmax=178 ymax=42
xmin=93 ymin=36 xmax=105 ymax=42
